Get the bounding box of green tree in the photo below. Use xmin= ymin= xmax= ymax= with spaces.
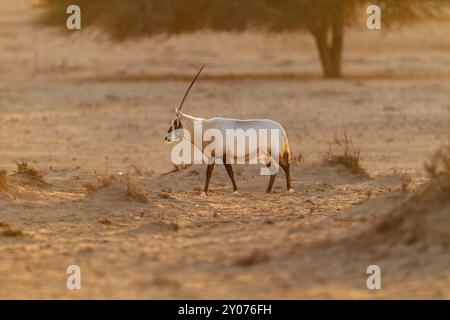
xmin=40 ymin=0 xmax=445 ymax=78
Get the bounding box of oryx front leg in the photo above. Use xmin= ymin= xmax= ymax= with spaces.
xmin=201 ymin=163 xmax=215 ymax=197
xmin=265 ymin=162 xmax=277 ymax=193
xmin=224 ymin=163 xmax=238 ymax=194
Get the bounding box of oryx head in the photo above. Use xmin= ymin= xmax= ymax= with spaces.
xmin=165 ymin=64 xmax=205 ymax=143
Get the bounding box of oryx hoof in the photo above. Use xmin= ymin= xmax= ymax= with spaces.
xmin=288 ymin=188 xmax=295 ymax=193
xmin=233 ymin=190 xmax=239 ymax=195
xmin=200 ymin=191 xmax=207 ymax=197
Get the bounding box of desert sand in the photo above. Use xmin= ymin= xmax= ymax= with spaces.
xmin=0 ymin=0 xmax=449 ymax=299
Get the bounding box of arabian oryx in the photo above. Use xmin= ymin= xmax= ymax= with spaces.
xmin=164 ymin=65 xmax=294 ymax=196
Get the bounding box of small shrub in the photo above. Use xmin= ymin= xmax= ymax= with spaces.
xmin=425 ymin=146 xmax=450 ymax=194
xmin=324 ymin=131 xmax=369 ymax=177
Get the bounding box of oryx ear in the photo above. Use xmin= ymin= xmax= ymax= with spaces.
xmin=174 ymin=108 xmax=184 ymax=119
xmin=177 ymin=111 xmax=185 ymax=119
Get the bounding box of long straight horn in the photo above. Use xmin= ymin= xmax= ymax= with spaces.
xmin=176 ymin=64 xmax=205 ymax=113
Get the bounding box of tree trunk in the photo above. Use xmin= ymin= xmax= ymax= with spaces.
xmin=309 ymin=10 xmax=344 ymax=78
xmin=312 ymin=25 xmax=333 ymax=78
xmin=330 ymin=11 xmax=344 ymax=78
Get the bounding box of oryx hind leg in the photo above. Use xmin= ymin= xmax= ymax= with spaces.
xmin=279 ymin=153 xmax=294 ymax=193
xmin=279 ymin=162 xmax=293 ymax=192
xmin=265 ymin=161 xmax=277 ymax=193
xmin=223 ymin=155 xmax=238 ymax=194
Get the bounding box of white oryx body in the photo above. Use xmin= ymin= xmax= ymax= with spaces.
xmin=175 ymin=112 xmax=291 ymax=164
xmin=164 ymin=65 xmax=294 ymax=196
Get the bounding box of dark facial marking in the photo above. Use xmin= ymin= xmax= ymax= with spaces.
xmin=167 ymin=118 xmax=183 ymax=133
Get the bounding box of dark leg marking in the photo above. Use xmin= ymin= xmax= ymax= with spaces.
xmin=203 ymin=162 xmax=215 ymax=194
xmin=223 ymin=156 xmax=238 ymax=192
xmin=280 ymin=162 xmax=291 ymax=190
xmin=265 ymin=161 xmax=277 ymax=193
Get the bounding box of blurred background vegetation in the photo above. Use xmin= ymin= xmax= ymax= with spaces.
xmin=38 ymin=0 xmax=447 ymax=78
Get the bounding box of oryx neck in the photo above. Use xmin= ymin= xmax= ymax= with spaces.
xmin=180 ymin=112 xmax=204 ymax=122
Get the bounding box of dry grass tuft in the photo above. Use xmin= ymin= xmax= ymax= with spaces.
xmin=399 ymin=171 xmax=413 ymax=192
xmin=124 ymin=177 xmax=148 ymax=203
xmin=0 ymin=221 xmax=11 ymax=229
xmin=158 ymin=192 xmax=174 ymax=199
xmin=130 ymin=165 xmax=143 ymax=176
xmin=0 ymin=221 xmax=23 ymax=238
xmin=2 ymin=228 xmax=23 ymax=237
xmin=84 ymin=175 xmax=118 ymax=193
xmin=85 ymin=174 xmax=148 ymax=203
xmin=324 ymin=131 xmax=369 ymax=177
xmin=425 ymin=146 xmax=450 ymax=195
xmin=96 ymin=215 xmax=112 ymax=225
xmin=392 ymin=168 xmax=413 ymax=192
xmin=0 ymin=169 xmax=9 ymax=192
xmin=294 ymin=151 xmax=305 ymax=163
xmin=15 ymin=161 xmax=46 ymax=183
xmin=234 ymin=249 xmax=270 ymax=267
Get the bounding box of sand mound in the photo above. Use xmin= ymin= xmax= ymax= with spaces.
xmin=362 ymin=178 xmax=450 ymax=248
xmin=293 ymin=162 xmax=370 ymax=186
xmin=129 ymin=222 xmax=180 ymax=235
xmin=0 ymin=172 xmax=50 ymax=201
xmin=9 ymin=174 xmax=48 ymax=187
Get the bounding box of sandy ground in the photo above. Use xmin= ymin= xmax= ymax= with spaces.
xmin=0 ymin=0 xmax=449 ymax=299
